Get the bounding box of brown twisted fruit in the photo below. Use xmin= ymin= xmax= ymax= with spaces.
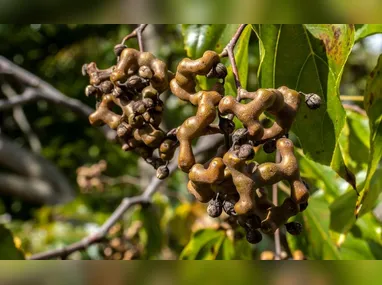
xmin=223 ymin=138 xmax=308 ymax=216
xmin=83 ymin=46 xmax=173 ymax=172
xmin=187 ymin=157 xmax=226 ymax=203
xmin=222 ymin=144 xmax=257 ymax=216
xmin=82 ymin=62 xmax=115 ymax=86
xmin=187 ymin=145 xmax=236 ymax=205
xmin=158 ymin=138 xmax=177 ymax=161
xmin=89 ymin=94 xmax=121 ymax=129
xmin=170 ymin=50 xmax=226 ymax=172
xmin=218 ymin=86 xmax=301 ymax=142
xmin=110 ymin=48 xmax=169 ymax=93
xmin=251 ymin=138 xmax=309 ymax=205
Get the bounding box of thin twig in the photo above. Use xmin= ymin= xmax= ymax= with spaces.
xmin=273 ymin=150 xmax=281 ymax=260
xmin=1 ymin=83 xmax=41 ymax=153
xmin=121 ymin=24 xmax=148 ymax=52
xmin=28 ymin=135 xmax=223 ymax=260
xmin=0 ymin=55 xmax=116 ymax=141
xmin=219 ymin=24 xmax=248 ymax=124
xmin=220 ymin=24 xmax=247 ymax=96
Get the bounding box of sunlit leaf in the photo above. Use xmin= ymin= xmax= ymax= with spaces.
xmin=180 ymin=229 xmax=226 ymax=260
xmin=356 ymin=54 xmax=382 ymax=217
xmin=256 ymin=24 xmax=356 ymax=188
xmin=296 ymin=150 xmax=345 ymax=200
xmin=302 ymin=194 xmax=342 ymax=259
xmin=339 ymin=110 xmax=370 ymax=174
xmin=355 ymin=24 xmax=382 ymax=41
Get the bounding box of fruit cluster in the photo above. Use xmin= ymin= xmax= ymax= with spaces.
xmin=83 ymin=42 xmax=321 ymax=244
xmin=82 ymin=47 xmax=176 ymax=179
xmin=169 ymin=51 xmax=319 ymax=243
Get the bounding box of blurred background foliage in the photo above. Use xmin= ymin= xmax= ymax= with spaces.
xmin=0 ymin=24 xmax=381 ymax=261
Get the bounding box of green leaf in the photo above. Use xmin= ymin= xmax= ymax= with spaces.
xmin=0 ymin=225 xmax=24 ymax=260
xmin=339 ymin=110 xmax=370 ymax=174
xmin=355 ymin=24 xmax=382 ymax=41
xmin=330 ymin=190 xmax=358 ymax=234
xmin=339 ymin=213 xmax=382 ymax=259
xmin=215 ymin=236 xmax=235 ymax=260
xmin=339 ymin=233 xmax=377 ymax=259
xmin=250 ymin=25 xmax=265 ymax=79
xmin=356 ymin=54 xmax=382 ymax=217
xmin=329 ymin=167 xmax=370 ymax=234
xmin=181 ymin=25 xmax=239 ymax=59
xmin=233 ymin=238 xmax=252 ymax=260
xmin=256 ymin=24 xmax=356 ymax=188
xmin=180 ymin=229 xmax=230 ymax=260
xmin=302 ymin=194 xmax=342 ymax=259
xmin=296 ymin=150 xmax=345 ymax=200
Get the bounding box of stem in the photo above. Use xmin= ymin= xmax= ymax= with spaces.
xmin=273 ymin=150 xmax=281 ymax=260
xmin=220 ymin=24 xmax=247 ymax=95
xmin=121 ymin=24 xmax=148 ymax=52
xmin=220 ymin=24 xmax=248 ymax=124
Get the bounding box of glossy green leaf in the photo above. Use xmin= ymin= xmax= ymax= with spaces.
xmin=339 ymin=233 xmax=377 ymax=259
xmin=329 ymin=168 xmax=369 ymax=234
xmin=0 ymin=225 xmax=24 ymax=260
xmin=339 ymin=212 xmax=382 ymax=259
xmin=179 ymin=229 xmax=226 ymax=260
xmin=296 ymin=150 xmax=345 ymax=200
xmin=330 ymin=190 xmax=358 ymax=234
xmin=355 ymin=24 xmax=382 ymax=42
xmin=302 ymin=194 xmax=342 ymax=259
xmin=352 ymin=213 xmax=382 ymax=248
xmin=181 ymin=25 xmax=239 ymax=59
xmin=356 ymin=54 xmax=382 ymax=217
xmin=256 ymin=24 xmax=355 ymax=188
xmin=250 ymin=25 xmax=265 ymax=79
xmin=339 ymin=110 xmax=370 ymax=174
xmin=215 ymin=236 xmax=235 ymax=260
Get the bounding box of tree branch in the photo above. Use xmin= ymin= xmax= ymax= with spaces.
xmin=0 ymin=134 xmax=75 ymax=205
xmin=0 ymin=55 xmax=116 ymax=141
xmin=1 ymin=83 xmax=41 ymax=153
xmin=28 ymin=134 xmax=223 ymax=260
